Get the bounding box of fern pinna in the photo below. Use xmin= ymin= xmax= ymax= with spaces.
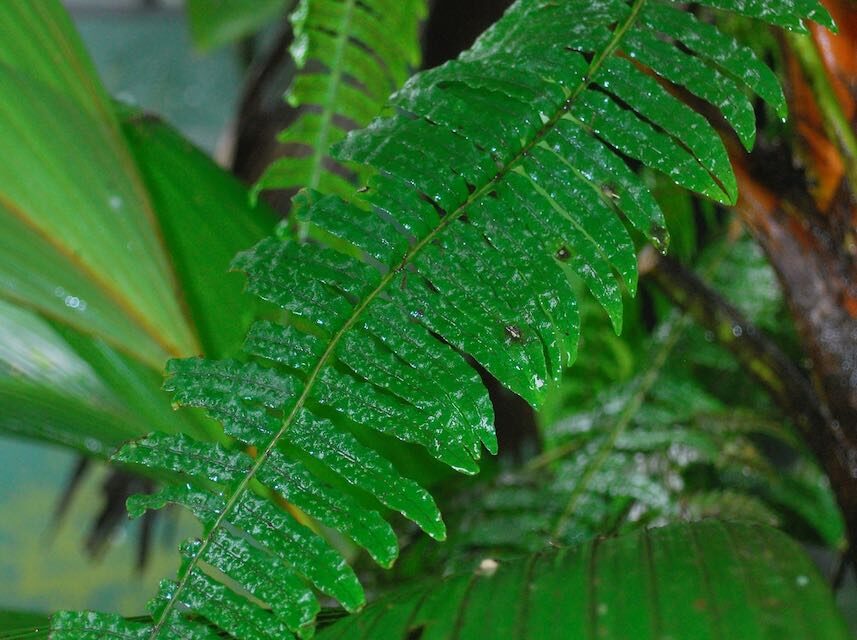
xmin=53 ymin=1 xmax=834 ymax=638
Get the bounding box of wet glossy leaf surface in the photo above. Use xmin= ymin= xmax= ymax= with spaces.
xmin=45 ymin=1 xmax=837 ymax=637
xmin=316 ymin=522 xmax=850 ymax=640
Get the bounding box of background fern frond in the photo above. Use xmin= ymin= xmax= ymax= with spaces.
xmin=52 ymin=1 xmax=836 ymax=638
xmin=437 ymin=368 xmax=840 ymax=562
xmin=255 ymin=0 xmax=427 ymax=202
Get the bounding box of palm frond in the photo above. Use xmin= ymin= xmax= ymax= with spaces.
xmin=315 ymin=521 xmax=850 ymax=640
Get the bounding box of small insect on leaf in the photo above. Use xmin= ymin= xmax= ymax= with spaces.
xmin=601 ymin=183 xmax=620 ymax=201
xmin=505 ymin=324 xmax=523 ymax=342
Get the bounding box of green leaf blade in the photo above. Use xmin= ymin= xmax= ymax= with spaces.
xmin=316 ymin=522 xmax=850 ymax=640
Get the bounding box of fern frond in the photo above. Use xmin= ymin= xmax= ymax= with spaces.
xmin=52 ymin=1 xmax=835 ymax=638
xmin=255 ymin=0 xmax=426 ymax=200
xmin=436 ymin=378 xmax=838 ymax=563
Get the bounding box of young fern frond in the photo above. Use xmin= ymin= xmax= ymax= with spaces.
xmin=52 ymin=1 xmax=835 ymax=638
xmin=255 ymin=0 xmax=426 ymax=200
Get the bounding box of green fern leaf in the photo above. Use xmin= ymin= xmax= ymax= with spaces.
xmin=446 ymin=379 xmax=826 ymax=556
xmin=51 ymin=1 xmax=835 ymax=638
xmin=255 ymin=0 xmax=427 ymax=200
xmin=692 ymin=0 xmax=837 ymax=32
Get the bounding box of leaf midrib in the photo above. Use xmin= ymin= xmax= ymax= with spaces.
xmin=150 ymin=1 xmax=647 ymax=634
